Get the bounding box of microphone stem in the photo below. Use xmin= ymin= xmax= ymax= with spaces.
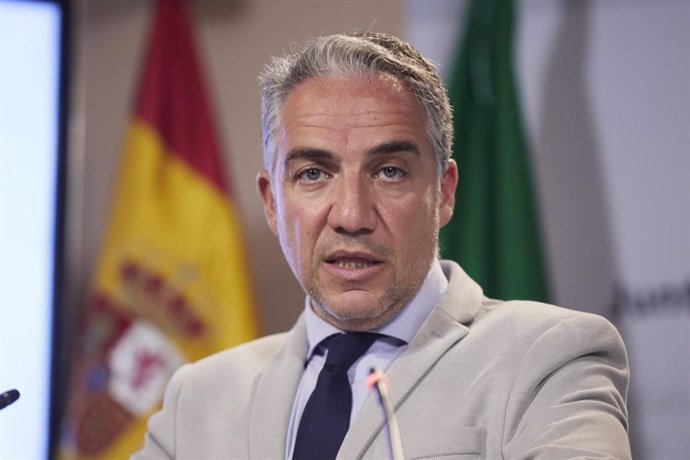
xmin=373 ymin=374 xmax=404 ymax=460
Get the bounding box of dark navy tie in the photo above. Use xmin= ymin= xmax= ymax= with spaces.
xmin=292 ymin=332 xmax=380 ymax=460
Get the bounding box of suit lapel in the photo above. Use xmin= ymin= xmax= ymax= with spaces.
xmin=248 ymin=316 xmax=308 ymax=459
xmin=338 ymin=261 xmax=484 ymax=459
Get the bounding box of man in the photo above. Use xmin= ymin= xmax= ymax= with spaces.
xmin=135 ymin=31 xmax=630 ymax=459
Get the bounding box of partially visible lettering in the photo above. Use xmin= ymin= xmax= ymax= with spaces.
xmin=615 ymin=279 xmax=690 ymax=316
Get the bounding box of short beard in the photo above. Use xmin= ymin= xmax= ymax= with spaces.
xmin=306 ymin=264 xmax=426 ymax=332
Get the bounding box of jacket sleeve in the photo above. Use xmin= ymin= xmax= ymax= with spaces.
xmin=501 ymin=313 xmax=631 ymax=459
xmin=131 ymin=363 xmax=192 ymax=459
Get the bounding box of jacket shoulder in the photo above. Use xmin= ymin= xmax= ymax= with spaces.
xmin=477 ymin=299 xmax=618 ymax=338
xmin=186 ymin=332 xmax=290 ymax=379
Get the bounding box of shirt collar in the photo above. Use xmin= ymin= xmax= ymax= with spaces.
xmin=303 ymin=258 xmax=448 ymax=359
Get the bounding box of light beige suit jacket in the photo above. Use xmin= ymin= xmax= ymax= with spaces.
xmin=134 ymin=260 xmax=630 ymax=459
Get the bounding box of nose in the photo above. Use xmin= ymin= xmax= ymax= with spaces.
xmin=327 ymin=174 xmax=377 ymax=235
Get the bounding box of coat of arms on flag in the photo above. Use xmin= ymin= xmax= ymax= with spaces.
xmin=108 ymin=320 xmax=184 ymax=417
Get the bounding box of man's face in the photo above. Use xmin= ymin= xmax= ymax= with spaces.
xmin=257 ymin=75 xmax=457 ymax=331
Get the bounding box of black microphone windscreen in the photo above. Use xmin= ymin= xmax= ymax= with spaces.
xmin=0 ymin=389 xmax=20 ymax=410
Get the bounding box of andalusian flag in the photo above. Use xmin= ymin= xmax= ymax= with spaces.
xmin=440 ymin=0 xmax=549 ymax=301
xmin=59 ymin=0 xmax=258 ymax=457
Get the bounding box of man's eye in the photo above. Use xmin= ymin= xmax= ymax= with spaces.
xmin=297 ymin=168 xmax=326 ymax=182
xmin=376 ymin=166 xmax=406 ymax=181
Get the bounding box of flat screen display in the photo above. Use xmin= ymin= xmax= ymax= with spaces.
xmin=0 ymin=0 xmax=64 ymax=458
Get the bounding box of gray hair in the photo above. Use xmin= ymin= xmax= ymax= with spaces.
xmin=259 ymin=31 xmax=453 ymax=175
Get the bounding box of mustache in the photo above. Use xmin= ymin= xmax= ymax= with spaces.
xmin=317 ymin=234 xmax=391 ymax=260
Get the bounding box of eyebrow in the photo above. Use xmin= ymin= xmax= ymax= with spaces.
xmin=285 ymin=141 xmax=421 ymax=165
xmin=366 ymin=141 xmax=421 ymax=157
xmin=285 ymin=148 xmax=334 ymax=164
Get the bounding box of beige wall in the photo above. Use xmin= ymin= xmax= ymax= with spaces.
xmin=65 ymin=0 xmax=402 ymax=347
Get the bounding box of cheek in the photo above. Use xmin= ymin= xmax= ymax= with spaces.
xmin=274 ymin=197 xmax=300 ymax=265
xmin=401 ymin=189 xmax=441 ymax=266
xmin=277 ymin=199 xmax=323 ymax=260
xmin=387 ymin=187 xmax=438 ymax=225
xmin=379 ymin=194 xmax=437 ymax=255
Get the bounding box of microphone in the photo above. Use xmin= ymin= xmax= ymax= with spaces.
xmin=367 ymin=368 xmax=404 ymax=460
xmin=0 ymin=389 xmax=20 ymax=410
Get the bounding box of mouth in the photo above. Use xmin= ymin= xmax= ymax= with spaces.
xmin=327 ymin=259 xmax=381 ymax=269
xmin=324 ymin=251 xmax=383 ymax=270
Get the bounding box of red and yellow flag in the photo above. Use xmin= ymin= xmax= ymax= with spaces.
xmin=59 ymin=0 xmax=258 ymax=457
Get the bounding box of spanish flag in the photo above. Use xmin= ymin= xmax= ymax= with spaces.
xmin=59 ymin=0 xmax=258 ymax=457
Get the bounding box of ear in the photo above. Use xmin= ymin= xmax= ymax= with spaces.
xmin=256 ymin=169 xmax=279 ymax=236
xmin=439 ymin=159 xmax=458 ymax=228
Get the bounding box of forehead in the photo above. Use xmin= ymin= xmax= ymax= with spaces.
xmin=277 ymin=74 xmax=429 ymax=158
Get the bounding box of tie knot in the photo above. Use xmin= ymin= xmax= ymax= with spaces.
xmin=324 ymin=332 xmax=380 ymax=370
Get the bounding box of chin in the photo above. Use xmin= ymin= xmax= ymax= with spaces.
xmin=317 ymin=296 xmax=402 ymax=331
